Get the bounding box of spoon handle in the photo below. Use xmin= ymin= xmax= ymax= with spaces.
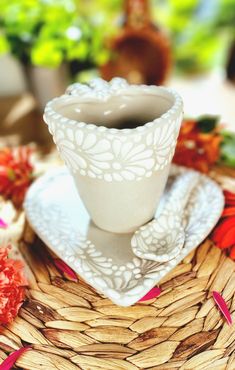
xmin=163 ymin=171 xmax=200 ymax=217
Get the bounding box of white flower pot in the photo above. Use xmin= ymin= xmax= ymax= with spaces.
xmin=27 ymin=64 xmax=69 ymax=111
xmin=0 ymin=54 xmax=27 ymax=96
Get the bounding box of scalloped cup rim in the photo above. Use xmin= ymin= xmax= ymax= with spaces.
xmin=44 ymin=84 xmax=183 ymax=136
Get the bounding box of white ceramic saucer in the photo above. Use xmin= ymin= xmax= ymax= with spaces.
xmin=24 ymin=165 xmax=224 ymax=306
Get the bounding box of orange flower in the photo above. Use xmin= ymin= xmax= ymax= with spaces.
xmin=0 ymin=147 xmax=33 ymax=207
xmin=173 ymin=119 xmax=221 ymax=173
xmin=211 ymin=191 xmax=235 ymax=260
xmin=0 ymin=247 xmax=27 ymax=325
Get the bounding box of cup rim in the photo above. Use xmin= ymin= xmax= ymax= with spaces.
xmin=44 ymin=81 xmax=183 ymax=136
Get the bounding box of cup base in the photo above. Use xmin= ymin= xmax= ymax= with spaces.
xmin=92 ymin=218 xmax=154 ymax=235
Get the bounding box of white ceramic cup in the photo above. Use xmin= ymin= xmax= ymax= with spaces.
xmin=44 ymin=78 xmax=183 ymax=233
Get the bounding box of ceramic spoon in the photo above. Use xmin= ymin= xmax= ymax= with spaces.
xmin=131 ymin=171 xmax=200 ymax=262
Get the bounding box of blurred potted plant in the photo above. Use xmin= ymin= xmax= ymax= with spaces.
xmin=0 ymin=34 xmax=27 ymax=96
xmin=0 ymin=0 xmax=97 ymax=110
xmin=212 ymin=0 xmax=235 ymax=82
xmin=70 ymin=0 xmax=119 ymax=83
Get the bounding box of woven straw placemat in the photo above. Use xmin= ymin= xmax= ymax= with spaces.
xmin=0 ymin=166 xmax=235 ymax=370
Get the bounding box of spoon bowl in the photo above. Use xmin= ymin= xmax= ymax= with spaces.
xmin=132 ymin=213 xmax=185 ymax=262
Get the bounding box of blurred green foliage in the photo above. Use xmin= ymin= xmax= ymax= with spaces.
xmin=0 ymin=0 xmax=114 ymax=68
xmin=221 ymin=131 xmax=235 ymax=167
xmin=153 ymin=0 xmax=235 ymax=73
xmin=0 ymin=0 xmax=234 ymax=72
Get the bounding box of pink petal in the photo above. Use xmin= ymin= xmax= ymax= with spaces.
xmin=0 ymin=218 xmax=8 ymax=229
xmin=212 ymin=291 xmax=233 ymax=326
xmin=139 ymin=287 xmax=161 ymax=302
xmin=53 ymin=258 xmax=78 ymax=281
xmin=0 ymin=347 xmax=31 ymax=370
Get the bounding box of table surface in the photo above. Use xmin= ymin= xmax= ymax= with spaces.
xmin=169 ymin=71 xmax=235 ymax=132
xmin=0 ymin=165 xmax=234 ymax=370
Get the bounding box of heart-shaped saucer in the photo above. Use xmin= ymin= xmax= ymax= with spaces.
xmin=24 ymin=165 xmax=224 ymax=306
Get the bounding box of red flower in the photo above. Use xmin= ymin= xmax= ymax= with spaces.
xmin=0 ymin=247 xmax=27 ymax=325
xmin=211 ymin=191 xmax=235 ymax=260
xmin=0 ymin=147 xmax=33 ymax=207
xmin=173 ymin=119 xmax=221 ymax=173
xmin=230 ymin=245 xmax=235 ymax=260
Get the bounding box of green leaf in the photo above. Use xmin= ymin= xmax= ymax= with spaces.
xmin=0 ymin=34 xmax=10 ymax=54
xmin=66 ymin=40 xmax=88 ymax=60
xmin=31 ymin=40 xmax=63 ymax=68
xmin=220 ymin=131 xmax=235 ymax=167
xmin=197 ymin=115 xmax=219 ymax=133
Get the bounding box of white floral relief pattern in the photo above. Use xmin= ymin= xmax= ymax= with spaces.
xmin=24 ymin=166 xmax=224 ymax=306
xmin=147 ymin=120 xmax=179 ymax=170
xmin=54 ymin=128 xmax=113 ymax=176
xmin=48 ymin=118 xmax=181 ymax=182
